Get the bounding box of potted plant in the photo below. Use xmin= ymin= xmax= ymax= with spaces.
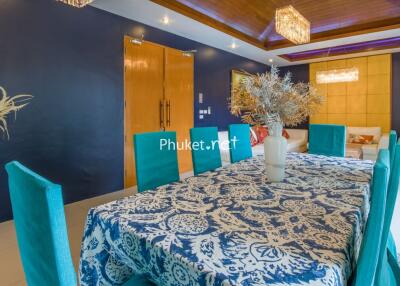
xmin=231 ymin=66 xmax=323 ymax=182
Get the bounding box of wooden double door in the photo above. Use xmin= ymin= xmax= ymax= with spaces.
xmin=124 ymin=36 xmax=194 ymax=188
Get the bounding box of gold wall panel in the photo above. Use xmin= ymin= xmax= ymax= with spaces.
xmin=367 ymin=93 xmax=391 ymax=114
xmin=310 ymin=113 xmax=328 ymax=124
xmin=309 ymin=62 xmax=327 ymax=75
xmin=328 ymin=96 xmax=346 ymax=113
xmin=327 ymin=60 xmax=347 ymax=96
xmin=367 ymin=74 xmax=391 ymax=94
xmin=368 ymin=55 xmax=391 ymax=75
xmin=310 ymin=54 xmax=391 ymax=132
xmin=367 ymin=114 xmax=391 ymax=133
xmin=318 ymin=99 xmax=328 ymax=114
xmin=347 ymin=95 xmax=366 ymax=114
xmin=346 ymin=57 xmax=367 ymax=96
xmin=311 ymin=81 xmax=328 ymax=97
xmin=347 ymin=57 xmax=367 ymax=75
xmin=327 ymin=59 xmax=346 ymax=69
xmin=328 ymin=114 xmax=347 ymax=125
xmin=347 ymin=114 xmax=366 ymax=127
xmin=347 ymin=76 xmax=367 ymax=96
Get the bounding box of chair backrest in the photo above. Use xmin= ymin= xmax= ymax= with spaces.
xmin=353 ymin=149 xmax=390 ymax=286
xmin=375 ymin=140 xmax=400 ymax=286
xmin=228 ymin=124 xmax=252 ymax=163
xmin=5 ymin=161 xmax=76 ymax=286
xmin=134 ymin=131 xmax=179 ymax=192
xmin=389 ymin=130 xmax=398 ymax=167
xmin=309 ymin=124 xmax=346 ymax=157
xmin=190 ymin=127 xmax=222 ymax=175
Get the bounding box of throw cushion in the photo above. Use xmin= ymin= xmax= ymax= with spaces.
xmin=348 ymin=134 xmax=374 ymax=144
xmin=254 ymin=126 xmax=290 ymax=144
xmin=282 ymin=129 xmax=290 ymax=139
xmin=250 ymin=127 xmax=258 ymax=147
xmin=256 ymin=126 xmax=269 ymax=143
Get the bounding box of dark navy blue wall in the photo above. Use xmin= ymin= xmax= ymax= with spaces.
xmin=0 ymin=0 xmax=266 ymax=221
xmin=392 ymin=53 xmax=400 ymax=135
xmin=279 ymin=64 xmax=310 ymax=83
xmin=194 ymin=53 xmax=266 ymax=129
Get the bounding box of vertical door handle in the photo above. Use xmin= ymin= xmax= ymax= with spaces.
xmin=160 ymin=100 xmax=164 ymax=130
xmin=166 ymin=100 xmax=171 ymax=127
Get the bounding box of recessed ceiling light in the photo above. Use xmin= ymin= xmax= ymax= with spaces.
xmin=161 ymin=15 xmax=170 ymax=25
xmin=229 ymin=42 xmax=238 ymax=49
xmin=268 ymin=58 xmax=274 ymax=63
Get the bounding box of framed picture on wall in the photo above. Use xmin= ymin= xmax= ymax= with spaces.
xmin=230 ymin=69 xmax=255 ymax=116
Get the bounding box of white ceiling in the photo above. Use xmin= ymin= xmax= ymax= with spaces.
xmin=91 ymin=0 xmax=400 ymax=66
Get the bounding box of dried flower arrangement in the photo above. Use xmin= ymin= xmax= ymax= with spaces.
xmin=0 ymin=87 xmax=33 ymax=139
xmin=230 ymin=66 xmax=324 ymax=128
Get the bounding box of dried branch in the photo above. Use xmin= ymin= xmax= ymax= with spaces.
xmin=0 ymin=87 xmax=33 ymax=139
xmin=230 ymin=66 xmax=324 ymax=127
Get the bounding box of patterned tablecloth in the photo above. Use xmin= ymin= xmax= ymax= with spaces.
xmin=79 ymin=153 xmax=374 ymax=286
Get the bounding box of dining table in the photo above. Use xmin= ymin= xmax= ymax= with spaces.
xmin=79 ymin=152 xmax=374 ymax=286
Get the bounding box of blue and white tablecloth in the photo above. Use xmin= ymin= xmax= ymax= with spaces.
xmin=79 ymin=153 xmax=373 ymax=286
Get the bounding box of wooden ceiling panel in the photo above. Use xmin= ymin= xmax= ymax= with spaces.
xmin=151 ymin=0 xmax=400 ymax=50
xmin=174 ymin=0 xmax=277 ymax=39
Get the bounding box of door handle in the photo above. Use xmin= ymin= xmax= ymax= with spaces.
xmin=166 ymin=100 xmax=171 ymax=127
xmin=160 ymin=100 xmax=164 ymax=130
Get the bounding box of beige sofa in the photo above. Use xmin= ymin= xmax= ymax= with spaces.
xmin=218 ymin=129 xmax=308 ymax=165
xmin=346 ymin=127 xmax=389 ymax=161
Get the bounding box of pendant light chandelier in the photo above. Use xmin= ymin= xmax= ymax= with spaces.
xmin=58 ymin=0 xmax=93 ymax=8
xmin=275 ymin=5 xmax=310 ymax=44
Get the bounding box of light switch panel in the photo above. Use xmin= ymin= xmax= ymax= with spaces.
xmin=199 ymin=114 xmax=204 ymax=119
xmin=199 ymin=93 xmax=203 ymax=104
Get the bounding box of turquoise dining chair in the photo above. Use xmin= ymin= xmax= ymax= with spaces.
xmin=389 ymin=130 xmax=398 ymax=167
xmin=387 ymin=130 xmax=398 ymax=260
xmin=352 ymin=149 xmax=390 ymax=286
xmin=190 ymin=127 xmax=222 ymax=175
xmin=309 ymin=124 xmax=346 ymax=157
xmin=134 ymin=131 xmax=179 ymax=192
xmin=6 ymin=161 xmax=155 ymax=286
xmin=375 ymin=139 xmax=400 ymax=286
xmin=6 ymin=161 xmax=76 ymax=286
xmin=228 ymin=124 xmax=252 ymax=163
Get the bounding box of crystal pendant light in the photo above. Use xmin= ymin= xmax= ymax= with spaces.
xmin=275 ymin=5 xmax=310 ymax=44
xmin=58 ymin=0 xmax=93 ymax=8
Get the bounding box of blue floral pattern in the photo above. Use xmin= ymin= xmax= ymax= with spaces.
xmin=79 ymin=153 xmax=373 ymax=286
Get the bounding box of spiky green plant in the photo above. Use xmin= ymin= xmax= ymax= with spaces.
xmin=0 ymin=87 xmax=32 ymax=139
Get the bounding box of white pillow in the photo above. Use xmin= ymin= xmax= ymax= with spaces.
xmin=250 ymin=127 xmax=258 ymax=145
xmin=347 ymin=127 xmax=381 ymax=144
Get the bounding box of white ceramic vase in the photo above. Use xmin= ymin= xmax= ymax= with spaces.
xmin=264 ymin=122 xmax=287 ymax=182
